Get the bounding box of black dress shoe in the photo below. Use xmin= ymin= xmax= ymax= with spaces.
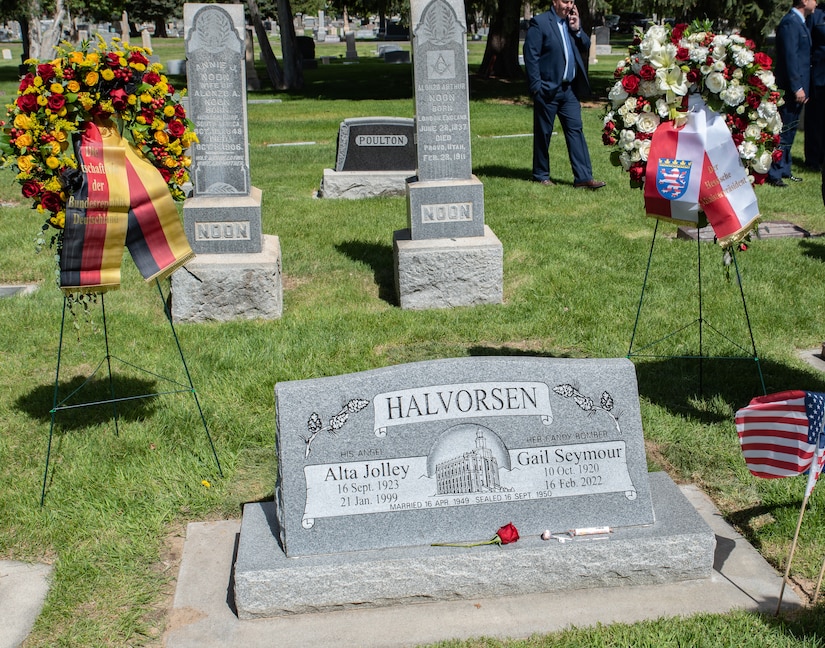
xmin=769 ymin=178 xmax=787 ymax=187
xmin=574 ymin=179 xmax=606 ymax=189
xmin=788 ymin=175 xmax=803 ymax=182
xmin=534 ymin=179 xmax=556 ymax=186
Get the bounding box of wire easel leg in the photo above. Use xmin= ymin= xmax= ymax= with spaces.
xmin=41 ymin=296 xmax=68 ymax=506
xmin=627 ymin=222 xmax=764 ymax=395
xmin=732 ymin=249 xmax=766 ymax=395
xmin=101 ymin=294 xmax=120 ymax=436
xmin=628 ymin=220 xmax=660 ymax=357
xmin=41 ymin=284 xmax=223 ymax=504
xmin=155 ymin=279 xmax=223 ymax=478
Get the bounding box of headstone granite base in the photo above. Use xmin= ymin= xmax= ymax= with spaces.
xmin=170 ymin=234 xmax=282 ymax=322
xmin=393 ymin=225 xmax=503 ymax=309
xmin=233 ymin=471 xmax=715 ymax=618
xmin=183 ymin=187 xmax=264 ymax=254
xmin=320 ymin=169 xmax=412 ymax=199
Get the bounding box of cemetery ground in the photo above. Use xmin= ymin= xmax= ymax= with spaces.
xmin=2 ymin=36 xmax=825 ymax=647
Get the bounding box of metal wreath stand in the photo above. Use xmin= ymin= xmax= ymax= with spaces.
xmin=626 ymin=219 xmax=767 ymax=397
xmin=41 ymin=278 xmax=223 ymax=505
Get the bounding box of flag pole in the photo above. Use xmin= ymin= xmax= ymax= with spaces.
xmin=776 ymin=492 xmax=810 ymax=615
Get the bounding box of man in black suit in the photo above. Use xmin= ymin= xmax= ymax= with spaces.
xmin=523 ymin=0 xmax=605 ymax=189
xmin=805 ymin=3 xmax=825 ymax=169
xmin=768 ymin=0 xmax=817 ymax=186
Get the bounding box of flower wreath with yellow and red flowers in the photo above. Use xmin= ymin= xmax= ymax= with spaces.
xmin=0 ymin=36 xmax=197 ymax=232
xmin=602 ymin=20 xmax=783 ymax=188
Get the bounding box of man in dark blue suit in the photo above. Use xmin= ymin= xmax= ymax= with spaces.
xmin=804 ymin=3 xmax=825 ymax=169
xmin=768 ymin=0 xmax=817 ymax=187
xmin=523 ymin=0 xmax=605 ymax=189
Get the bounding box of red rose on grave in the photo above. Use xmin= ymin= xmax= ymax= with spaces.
xmin=105 ymin=52 xmax=121 ymax=67
xmin=676 ymin=46 xmax=690 ymax=62
xmin=671 ymin=23 xmax=687 ymax=41
xmin=167 ymin=119 xmax=186 ymax=138
xmin=686 ymin=68 xmax=701 ymax=84
xmin=47 ymin=94 xmax=66 ymax=112
xmin=159 ymin=167 xmax=172 ymax=182
xmin=495 ymin=523 xmax=519 ymax=545
xmin=22 ymin=180 xmax=42 ymax=198
xmin=174 ymin=104 xmax=186 ymax=119
xmin=432 ymin=522 xmax=520 ymax=548
xmin=621 ymin=74 xmax=640 ymax=94
xmin=16 ymin=93 xmax=38 ymax=113
xmin=40 ymin=191 xmax=62 ymax=213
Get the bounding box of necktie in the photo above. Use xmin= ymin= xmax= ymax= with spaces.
xmin=560 ymin=19 xmax=575 ymax=82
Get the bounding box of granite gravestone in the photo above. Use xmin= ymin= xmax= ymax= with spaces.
xmin=320 ymin=118 xmax=416 ymax=199
xmin=393 ymin=0 xmax=502 ymax=308
xmin=233 ymin=357 xmax=716 ymax=617
xmin=171 ymin=3 xmax=281 ymax=322
xmin=334 ymin=117 xmax=416 ymax=172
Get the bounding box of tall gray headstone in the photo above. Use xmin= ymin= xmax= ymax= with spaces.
xmin=233 ymin=357 xmax=716 ymax=617
xmin=394 ymin=0 xmax=502 ymax=308
xmin=172 ymin=3 xmax=282 ymax=322
xmin=186 ymin=4 xmax=251 ymax=198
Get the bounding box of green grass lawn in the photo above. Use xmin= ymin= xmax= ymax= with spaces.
xmin=2 ymin=35 xmax=825 ymax=646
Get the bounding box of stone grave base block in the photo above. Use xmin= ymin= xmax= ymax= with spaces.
xmin=394 ymin=226 xmax=503 ymax=309
xmin=183 ymin=186 xmax=263 ymax=254
xmin=233 ymin=472 xmax=715 ymax=619
xmin=170 ymin=234 xmax=282 ymax=323
xmin=320 ymin=169 xmax=413 ymax=199
xmin=406 ymin=176 xmax=485 ymax=239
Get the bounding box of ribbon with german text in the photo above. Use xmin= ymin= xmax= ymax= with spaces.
xmin=60 ymin=119 xmax=194 ymax=293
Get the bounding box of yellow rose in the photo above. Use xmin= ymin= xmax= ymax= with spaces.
xmin=69 ymin=52 xmax=84 ymax=65
xmin=66 ymin=80 xmax=80 ymax=93
xmin=50 ymin=83 xmax=64 ymax=94
xmin=101 ymin=69 xmax=115 ymax=81
xmin=163 ymin=105 xmax=176 ymax=118
xmin=85 ymin=71 xmax=99 ymax=86
xmin=181 ymin=155 xmax=192 ymax=168
xmin=164 ymin=156 xmax=177 ymax=168
xmin=37 ymin=95 xmax=48 ymax=106
xmin=16 ymin=155 xmax=34 ymax=172
xmin=15 ymin=133 xmax=33 ymax=148
xmin=154 ymin=130 xmax=169 ymax=145
xmin=86 ymin=52 xmax=99 ymax=65
xmin=53 ymin=129 xmax=67 ymax=142
xmin=46 ymin=156 xmax=60 ymax=169
xmin=13 ymin=113 xmax=33 ymax=130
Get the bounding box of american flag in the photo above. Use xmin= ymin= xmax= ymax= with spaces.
xmin=735 ymin=391 xmax=825 ymax=495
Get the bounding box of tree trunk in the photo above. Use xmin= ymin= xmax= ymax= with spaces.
xmin=478 ymin=0 xmax=523 ymax=80
xmin=276 ymin=0 xmax=303 ymax=90
xmin=249 ymin=0 xmax=286 ymax=88
xmin=154 ymin=19 xmax=168 ymax=38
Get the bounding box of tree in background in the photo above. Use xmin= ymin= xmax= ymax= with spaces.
xmin=125 ymin=0 xmax=179 ymax=38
